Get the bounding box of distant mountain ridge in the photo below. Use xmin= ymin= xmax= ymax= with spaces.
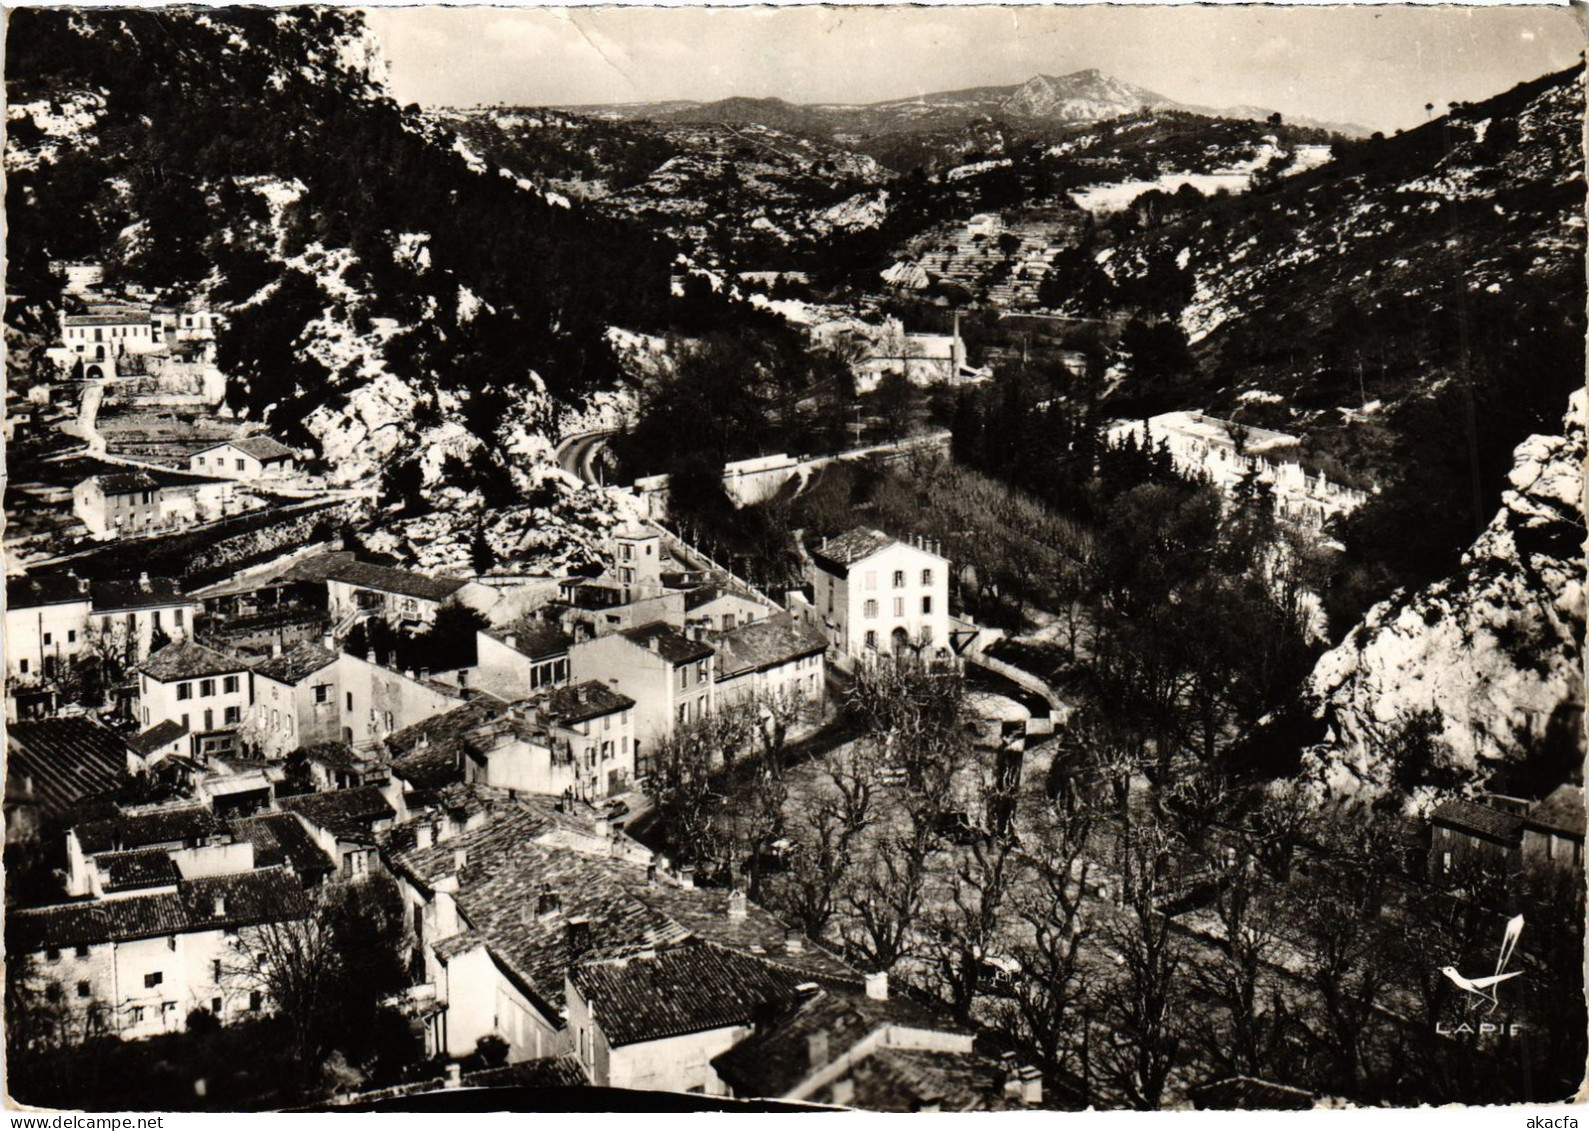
xmin=562 ymin=68 xmax=1371 ymax=138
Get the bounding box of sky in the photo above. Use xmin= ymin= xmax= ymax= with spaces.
xmin=362 ymin=5 xmax=1584 ymax=132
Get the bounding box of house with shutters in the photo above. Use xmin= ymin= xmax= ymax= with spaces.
xmin=137 ymin=641 xmax=254 ymax=760
xmin=458 ymin=682 xmax=638 ymax=802
xmin=5 ymin=574 xmax=93 ymax=681
xmin=5 ymin=868 xmax=306 ymax=1041
xmin=712 ymin=613 xmax=827 ymax=713
xmin=808 ymin=529 xmax=951 ymax=664
xmin=90 ymin=575 xmax=201 ymax=663
xmin=188 ymin=436 xmax=296 ymax=481
xmin=568 ymin=623 xmax=715 ymax=779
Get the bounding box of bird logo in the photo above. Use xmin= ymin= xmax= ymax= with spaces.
xmin=1440 ymin=914 xmax=1525 ymax=1014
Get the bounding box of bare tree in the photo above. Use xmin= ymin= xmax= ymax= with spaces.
xmin=999 ymin=805 xmax=1095 ymax=1085
xmin=1096 ymin=820 xmax=1186 ymax=1110
xmin=843 ymin=813 xmax=934 ymax=972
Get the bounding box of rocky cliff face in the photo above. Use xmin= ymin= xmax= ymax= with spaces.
xmin=1302 ymin=389 xmax=1585 ymax=808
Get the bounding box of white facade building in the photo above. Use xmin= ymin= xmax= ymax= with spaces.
xmin=808 ymin=528 xmax=951 ymax=662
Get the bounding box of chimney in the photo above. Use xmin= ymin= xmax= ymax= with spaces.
xmin=404 ymin=669 xmax=416 ymax=681
xmin=864 ymin=970 xmax=888 ymax=1001
xmin=444 ymin=1062 xmax=462 ymax=1089
xmin=648 ymin=636 xmax=661 ymax=653
xmin=806 ymin=1030 xmax=830 ymax=1068
xmin=271 ymin=639 xmax=283 ymax=658
xmin=139 ymin=571 xmax=150 ymax=589
xmin=785 ymin=928 xmax=805 ymax=954
xmin=646 ymin=862 xmax=658 ymax=887
xmin=1017 ymin=1065 xmax=1043 ymax=1106
xmin=322 ymin=632 xmax=335 ymax=650
xmin=212 ymin=894 xmax=226 ymax=917
xmin=916 ymin=1096 xmax=942 ymax=1114
xmin=505 ymin=634 xmax=516 ymax=650
xmin=453 ymin=848 xmax=468 ymax=871
xmin=831 ymin=1078 xmax=854 ymax=1107
xmin=678 ymin=865 xmax=695 ymax=890
xmin=594 ymin=816 xmax=610 ymax=839
xmin=727 ymin=888 xmax=748 ymax=921
xmin=365 ymin=649 xmax=376 ymax=665
xmin=415 ymin=822 xmax=433 ymax=850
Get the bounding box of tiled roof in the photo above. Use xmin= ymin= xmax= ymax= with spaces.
xmin=228 ymin=813 xmax=336 ymax=879
xmin=89 ymin=472 xmax=160 ymax=495
xmin=6 ymin=868 xmax=309 ymax=953
xmin=1430 ymin=799 xmax=1525 ymax=844
xmin=387 ymin=699 xmax=513 ymax=790
xmin=298 ymin=742 xmax=363 ymax=770
xmin=196 ymin=436 xmax=294 ymax=462
xmin=1187 ymin=1076 xmax=1317 ymax=1111
xmin=489 ymin=620 xmax=572 ymax=661
xmin=845 ymin=1048 xmax=1019 ymax=1112
xmin=7 ymin=719 xmax=133 ymax=813
xmin=712 ymin=986 xmax=965 ymax=1099
xmin=96 ymin=847 xmax=180 ymax=893
xmin=628 ymin=884 xmax=855 ymax=983
xmin=464 ymin=1056 xmax=588 ymax=1090
xmin=1526 ymin=784 xmax=1586 ymax=838
xmin=326 ymin=560 xmax=468 ymax=602
xmin=280 ymin=786 xmax=395 ymax=843
xmin=541 ymin=681 xmax=634 ymax=726
xmin=619 ymin=622 xmax=715 ymax=666
xmin=6 ymin=573 xmax=89 ymax=609
xmin=712 ymin=613 xmax=826 ymax=680
xmin=252 ymin=641 xmax=339 ymax=685
xmin=811 ymin=528 xmax=898 ymax=570
xmin=385 ymin=807 xmax=690 ymax=1013
xmin=682 ymin=584 xmax=728 ymax=611
xmin=73 ymin=804 xmax=226 ymax=856
xmin=571 ymin=942 xmax=805 ymax=1048
xmin=139 ymin=639 xmax=250 ymax=682
xmin=127 ymin=720 xmax=189 ymax=757
xmin=90 ymin=577 xmax=191 ymax=613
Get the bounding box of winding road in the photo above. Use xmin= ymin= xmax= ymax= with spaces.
xmin=554 ymin=428 xmax=616 ymax=486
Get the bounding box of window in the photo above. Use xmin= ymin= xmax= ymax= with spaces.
xmin=77 ymin=981 xmax=91 ymax=999
xmin=893 ymin=598 xmax=904 ymax=618
xmin=678 ymin=667 xmax=689 ymax=691
xmin=177 ymin=682 xmax=193 ymax=701
xmin=45 ymin=948 xmax=60 ymax=963
xmin=153 ymin=611 xmax=162 ymax=630
xmin=922 ymin=569 xmax=934 ymax=586
xmin=181 ymin=714 xmax=190 ymax=730
xmin=864 ymin=630 xmax=878 ymax=651
xmin=696 ymin=659 xmax=708 ymax=683
xmin=863 ymin=599 xmax=878 ymax=619
xmin=922 ymin=595 xmax=933 ymax=614
xmin=144 ymin=972 xmax=164 ymax=989
xmin=45 ymin=984 xmax=61 ymax=1003
xmin=213 ymin=959 xmax=223 ymax=982
xmin=223 ymin=675 xmax=239 ymax=694
xmin=42 ymin=632 xmax=52 ymax=646
xmin=200 ymin=678 xmax=216 ymax=697
xmin=235 ymin=459 xmax=245 ymax=471
xmin=314 ymin=684 xmax=331 ymax=704
xmin=892 ymin=570 xmax=905 ymax=588
xmin=131 ymin=1006 xmax=145 ymax=1024
xmin=75 ymin=945 xmax=89 ymax=958
xmin=67 ymin=630 xmax=77 ymax=644
xmin=226 ymin=706 xmax=242 ymax=727
xmin=346 ymin=692 xmax=354 ymax=712
xmin=603 ymin=714 xmax=611 ymax=732
xmin=212 ymin=998 xmax=223 ymax=1014
xmin=174 ymin=608 xmax=184 ymax=628
xmin=864 ymin=571 xmax=877 ymax=591
xmin=249 ymin=992 xmax=263 ymax=1012
xmin=19 ymin=659 xmax=28 ymax=675
xmin=678 ymin=703 xmax=688 ymax=726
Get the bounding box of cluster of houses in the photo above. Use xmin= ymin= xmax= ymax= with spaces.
xmin=4 ymin=522 xmax=1042 ymax=1105
xmin=1105 ymin=411 xmax=1371 ymax=534
xmin=45 ymin=265 xmax=224 ymax=402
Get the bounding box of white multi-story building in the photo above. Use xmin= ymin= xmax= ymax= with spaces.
xmin=6 ymin=575 xmax=93 ymax=680
xmin=137 ymin=641 xmax=254 ymax=760
xmin=808 ymin=528 xmax=951 ymax=663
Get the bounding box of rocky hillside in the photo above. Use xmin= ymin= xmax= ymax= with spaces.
xmin=4 ymin=7 xmax=677 ymax=570
xmin=1302 ymin=389 xmax=1585 ymax=809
